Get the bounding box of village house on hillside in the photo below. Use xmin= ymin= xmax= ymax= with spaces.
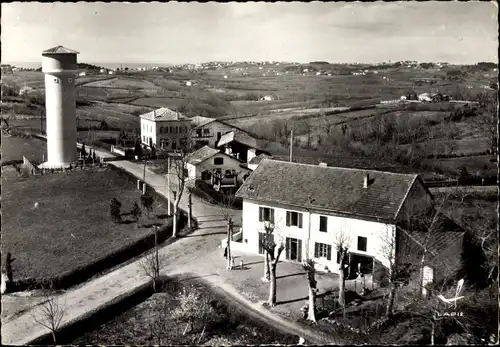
xmin=235 ymin=160 xmax=465 ymax=284
xmin=217 ymin=130 xmax=272 ymax=164
xmin=189 ymin=116 xmax=248 ymax=149
xmin=186 ymin=145 xmax=252 ymax=190
xmin=139 ymin=107 xmax=191 ymax=151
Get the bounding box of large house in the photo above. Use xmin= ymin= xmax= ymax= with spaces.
xmin=186 ymin=145 xmax=252 ymax=189
xmin=235 ymin=159 xmax=441 ymax=278
xmin=140 ymin=108 xmax=192 ymax=151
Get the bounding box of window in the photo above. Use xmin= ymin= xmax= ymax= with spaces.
xmin=286 ymin=211 xmax=303 ymax=228
xmin=314 ymin=243 xmax=332 ymax=260
xmin=203 ymin=128 xmax=210 ymax=135
xmin=179 ymin=127 xmax=183 ymax=133
xmin=259 ymin=207 xmax=274 ymax=223
xmin=170 ymin=126 xmax=173 ymax=133
xmin=53 ymin=78 xmax=59 ymax=83
xmin=175 ymin=127 xmax=178 ymax=134
xmin=214 ymin=157 xmax=224 ymax=165
xmin=165 ymin=126 xmax=169 ymax=133
xmin=319 ymin=216 xmax=328 ymax=232
xmin=357 ymin=236 xmax=367 ymax=252
xmin=160 ymin=127 xmax=164 ymax=134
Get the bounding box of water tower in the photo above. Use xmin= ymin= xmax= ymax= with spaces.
xmin=39 ymin=45 xmax=79 ymax=169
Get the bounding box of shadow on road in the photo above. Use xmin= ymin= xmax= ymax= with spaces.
xmin=277 ymin=272 xmax=306 ymax=280
xmin=181 ymin=231 xmax=226 ymax=238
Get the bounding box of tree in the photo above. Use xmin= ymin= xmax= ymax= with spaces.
xmin=302 ymin=259 xmax=318 ymax=322
xmin=186 ymin=180 xmax=196 ymax=231
xmin=259 ymin=221 xmax=285 ymax=307
xmin=171 ymin=286 xmax=218 ymax=335
xmin=130 ymin=202 xmax=142 ymax=222
xmin=219 ymin=191 xmax=236 ymax=270
xmin=333 ymin=225 xmax=352 ymax=307
xmin=139 ymin=226 xmax=166 ymax=292
xmin=110 ymin=198 xmax=122 ymax=223
xmin=134 ymin=141 xmax=143 ymax=159
xmin=169 ymin=136 xmax=193 ymax=238
xmin=30 ymin=287 xmax=66 ymax=345
xmin=140 ymin=193 xmax=155 ymax=218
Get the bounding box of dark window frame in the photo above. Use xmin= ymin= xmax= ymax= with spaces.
xmin=319 ymin=216 xmax=328 ymax=232
xmin=357 ymin=236 xmax=367 ymax=252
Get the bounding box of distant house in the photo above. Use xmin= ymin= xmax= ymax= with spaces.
xmin=418 ymin=93 xmax=432 ymax=102
xmin=186 ymin=81 xmax=192 ymax=86
xmin=139 ymin=107 xmax=192 ymax=151
xmin=186 ymin=146 xmax=252 ymax=189
xmin=78 ymin=71 xmax=86 ymax=77
xmin=190 ymin=116 xmax=247 ymax=149
xmin=217 ymin=130 xmax=271 ymax=164
xmin=108 ymin=70 xmax=115 ymax=75
xmin=235 ymin=160 xmax=438 ymax=277
xmin=260 ymin=95 xmax=274 ymax=101
xmin=99 ymin=68 xmax=106 ymax=74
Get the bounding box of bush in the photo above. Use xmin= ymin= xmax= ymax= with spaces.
xmin=130 ymin=202 xmax=142 ymax=222
xmin=110 ymin=198 xmax=122 ymax=223
xmin=140 ymin=193 xmax=154 ymax=215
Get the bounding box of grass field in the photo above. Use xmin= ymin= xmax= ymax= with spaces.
xmin=1 ymin=166 xmax=170 ymax=281
xmin=130 ymin=97 xmax=187 ymax=109
xmin=1 ymin=134 xmax=47 ymax=164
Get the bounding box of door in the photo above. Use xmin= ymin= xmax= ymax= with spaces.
xmin=217 ymin=132 xmax=222 ymax=143
xmin=286 ymin=238 xmax=302 ymax=262
xmin=171 ymin=140 xmax=177 ymax=150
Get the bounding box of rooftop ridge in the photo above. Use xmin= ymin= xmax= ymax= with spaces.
xmin=262 ymin=158 xmax=419 ymax=178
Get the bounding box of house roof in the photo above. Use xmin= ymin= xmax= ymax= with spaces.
xmin=190 ymin=116 xmax=216 ymax=128
xmin=248 ymin=153 xmax=272 ymax=165
xmin=217 ymin=130 xmax=269 ymax=152
xmin=186 ymin=146 xmax=221 ymax=165
xmin=235 ymin=159 xmax=422 ymax=221
xmin=140 ymin=108 xmax=190 ymax=122
xmin=42 ymin=46 xmax=79 ymax=54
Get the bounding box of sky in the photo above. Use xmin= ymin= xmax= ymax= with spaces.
xmin=1 ymin=1 xmax=498 ymax=65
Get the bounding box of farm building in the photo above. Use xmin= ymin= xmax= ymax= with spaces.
xmin=260 ymin=95 xmax=275 ymax=101
xmin=235 ymin=160 xmax=466 ymax=283
xmin=418 ymin=93 xmax=432 ymax=102
xmin=217 ymin=130 xmax=271 ymax=164
xmin=247 ymin=153 xmax=273 ymax=171
xmin=185 ymin=145 xmax=252 ymax=190
xmin=190 ymin=116 xmax=246 ymax=149
xmin=139 ymin=107 xmax=191 ymax=151
xmin=78 ymin=71 xmax=86 ymax=76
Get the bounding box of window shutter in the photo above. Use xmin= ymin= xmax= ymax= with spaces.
xmin=286 ymin=211 xmax=291 ymax=226
xmin=298 ymin=213 xmax=303 ymax=228
xmin=285 ymin=238 xmax=290 ymax=259
xmin=327 ymin=245 xmax=332 ymax=261
xmin=314 ymin=243 xmax=319 ymax=258
xmin=298 ymin=240 xmax=302 ymax=262
xmin=259 ymin=207 xmax=263 ymax=222
xmin=270 ymin=209 xmax=275 ymax=223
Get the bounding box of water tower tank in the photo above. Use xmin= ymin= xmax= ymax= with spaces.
xmin=40 ymin=45 xmax=79 ymax=168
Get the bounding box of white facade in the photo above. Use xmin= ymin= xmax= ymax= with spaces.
xmin=140 ymin=118 xmax=191 ymax=150
xmin=240 ymin=199 xmax=395 ymax=274
xmin=41 ymin=49 xmax=78 ymax=168
xmin=191 ymin=120 xmax=235 ymax=148
xmin=186 ymin=153 xmax=251 ymax=184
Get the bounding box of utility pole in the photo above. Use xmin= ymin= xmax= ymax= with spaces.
xmin=289 ymin=129 xmax=293 ymax=163
xmin=154 ymin=225 xmax=159 ymax=280
xmin=167 ymin=155 xmax=171 ymax=216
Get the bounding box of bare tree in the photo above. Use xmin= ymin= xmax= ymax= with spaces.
xmin=260 ymin=221 xmax=285 ymax=307
xmin=302 ymin=259 xmax=318 ymax=322
xmin=139 ymin=225 xmax=166 ymax=292
xmin=147 ymin=298 xmax=169 ymax=344
xmin=332 ymin=225 xmax=352 ymax=307
xmin=185 ymin=180 xmax=195 ymax=230
xmin=169 ymin=139 xmax=192 ymax=238
xmin=219 ymin=191 xmax=236 ymax=270
xmin=30 ymin=288 xmax=66 ymax=345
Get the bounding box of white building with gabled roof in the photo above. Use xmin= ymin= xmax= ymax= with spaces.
xmin=139 ymin=107 xmax=192 ymax=150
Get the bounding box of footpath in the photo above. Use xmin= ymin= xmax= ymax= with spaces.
xmin=1 ymin=160 xmax=337 ymax=345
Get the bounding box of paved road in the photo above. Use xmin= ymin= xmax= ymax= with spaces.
xmin=1 ymin=160 xmax=333 ymax=345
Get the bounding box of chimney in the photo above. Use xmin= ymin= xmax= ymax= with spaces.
xmin=363 ymin=173 xmax=370 ymax=188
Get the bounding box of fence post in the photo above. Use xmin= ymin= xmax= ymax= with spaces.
xmin=137 ymin=179 xmax=141 ymax=190
xmin=142 ymin=183 xmax=147 ymax=195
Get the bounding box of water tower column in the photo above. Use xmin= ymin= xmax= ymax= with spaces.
xmin=40 ymin=46 xmax=79 ymax=168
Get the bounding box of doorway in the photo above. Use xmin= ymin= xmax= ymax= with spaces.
xmin=286 ymin=237 xmax=302 ymax=262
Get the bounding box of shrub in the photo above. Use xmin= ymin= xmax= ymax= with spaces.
xmin=140 ymin=193 xmax=154 ymax=216
xmin=110 ymin=198 xmax=122 ymax=223
xmin=130 ymin=202 xmax=142 ymax=222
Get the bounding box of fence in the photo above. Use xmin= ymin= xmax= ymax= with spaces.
xmin=22 ymin=156 xmax=40 ymax=175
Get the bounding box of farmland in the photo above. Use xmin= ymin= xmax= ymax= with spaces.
xmin=1 ymin=62 xmax=497 ymax=181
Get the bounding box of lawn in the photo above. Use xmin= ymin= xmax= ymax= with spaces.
xmin=1 ymin=166 xmax=170 ymax=281
xmin=70 ymin=276 xmax=298 ymax=345
xmin=0 ymin=134 xmax=47 ymax=164
xmin=130 ymin=97 xmax=187 ymax=109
